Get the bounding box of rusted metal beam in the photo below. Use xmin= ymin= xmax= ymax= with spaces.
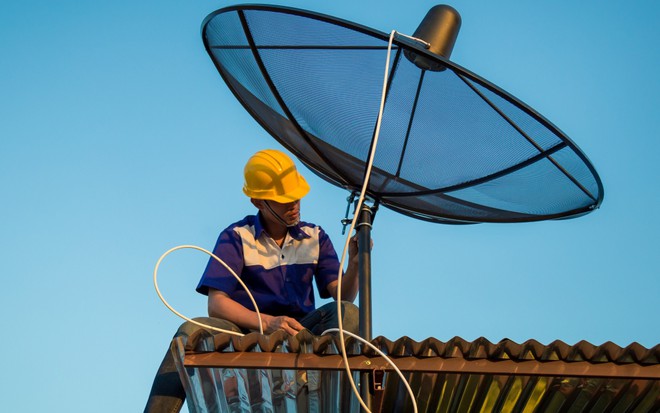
xmin=184 ymin=352 xmax=660 ymax=380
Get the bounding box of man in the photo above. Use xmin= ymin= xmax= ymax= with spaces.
xmin=145 ymin=149 xmax=360 ymax=412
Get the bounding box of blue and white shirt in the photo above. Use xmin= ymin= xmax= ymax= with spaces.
xmin=196 ymin=213 xmax=340 ymax=319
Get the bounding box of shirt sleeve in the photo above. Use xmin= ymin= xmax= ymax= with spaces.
xmin=196 ymin=227 xmax=244 ymax=296
xmin=314 ymin=226 xmax=341 ymax=299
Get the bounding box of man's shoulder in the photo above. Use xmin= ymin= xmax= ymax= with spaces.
xmin=223 ymin=214 xmax=257 ymax=230
xmin=219 ymin=215 xmax=259 ymax=239
xmin=298 ymin=220 xmax=319 ymax=229
xmin=297 ymin=221 xmax=326 ymax=239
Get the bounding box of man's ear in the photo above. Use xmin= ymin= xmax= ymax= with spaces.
xmin=251 ymin=198 xmax=264 ymax=210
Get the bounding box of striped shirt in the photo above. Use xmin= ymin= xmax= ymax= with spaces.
xmin=196 ymin=213 xmax=340 ymax=319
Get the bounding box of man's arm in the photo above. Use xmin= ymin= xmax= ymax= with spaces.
xmin=208 ymin=289 xmax=304 ymax=335
xmin=327 ymin=235 xmax=361 ymax=302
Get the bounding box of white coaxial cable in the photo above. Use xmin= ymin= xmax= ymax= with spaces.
xmin=330 ymin=30 xmax=419 ymax=413
xmin=153 ymin=244 xmax=263 ymax=336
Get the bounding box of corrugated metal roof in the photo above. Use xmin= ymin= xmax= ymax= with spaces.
xmin=172 ymin=330 xmax=660 ymax=412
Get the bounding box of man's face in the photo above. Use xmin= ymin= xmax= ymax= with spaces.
xmin=261 ymin=199 xmax=301 ymax=227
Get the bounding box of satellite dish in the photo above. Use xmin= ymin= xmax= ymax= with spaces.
xmin=201 ymin=4 xmax=604 ymax=225
xmin=201 ymin=7 xmax=605 ymax=407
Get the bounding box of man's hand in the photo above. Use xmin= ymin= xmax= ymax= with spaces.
xmin=262 ymin=314 xmax=304 ymax=335
xmin=348 ymin=235 xmax=359 ymax=261
xmin=348 ymin=234 xmax=373 ymax=262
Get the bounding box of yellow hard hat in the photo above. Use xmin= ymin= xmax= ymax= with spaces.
xmin=242 ymin=149 xmax=310 ymax=202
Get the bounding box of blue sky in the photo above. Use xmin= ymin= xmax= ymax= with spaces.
xmin=1 ymin=1 xmax=658 ymax=411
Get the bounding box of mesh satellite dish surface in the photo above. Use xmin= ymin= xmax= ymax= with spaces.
xmin=201 ymin=4 xmax=603 ymax=224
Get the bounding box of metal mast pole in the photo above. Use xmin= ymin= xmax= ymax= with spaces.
xmin=357 ymin=203 xmax=373 ymax=340
xmin=356 ymin=202 xmax=373 ymax=411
